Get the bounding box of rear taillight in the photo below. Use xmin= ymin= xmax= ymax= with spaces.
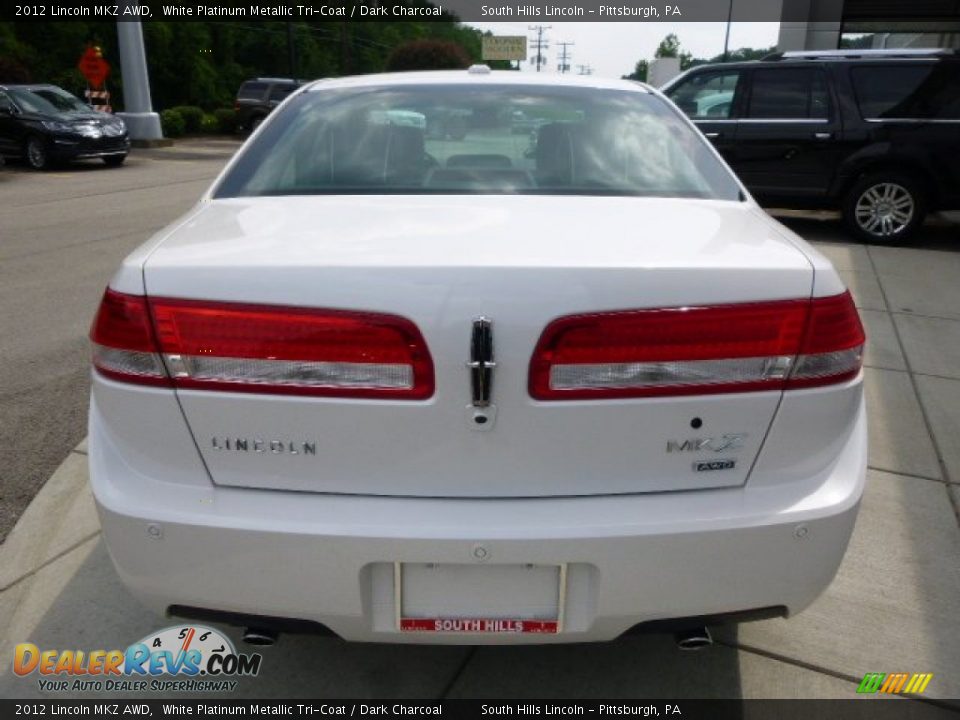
xmin=529 ymin=292 xmax=864 ymax=400
xmin=786 ymin=292 xmax=865 ymax=389
xmin=90 ymin=290 xmax=434 ymax=399
xmin=90 ymin=290 xmax=169 ymax=386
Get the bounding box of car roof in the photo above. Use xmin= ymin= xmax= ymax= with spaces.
xmin=681 ymin=48 xmax=957 ymax=73
xmin=301 ymin=69 xmax=652 ymax=95
xmin=240 ymin=78 xmax=301 ymax=85
xmin=0 ymin=84 xmax=61 ymax=90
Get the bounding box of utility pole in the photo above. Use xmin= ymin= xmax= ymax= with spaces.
xmin=722 ymin=0 xmax=734 ymax=62
xmin=557 ymin=41 xmax=574 ymax=73
xmin=286 ymin=22 xmax=297 ymax=78
xmin=528 ymin=25 xmax=551 ymax=72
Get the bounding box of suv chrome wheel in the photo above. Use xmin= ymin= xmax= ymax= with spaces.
xmin=854 ymin=182 xmax=914 ymax=238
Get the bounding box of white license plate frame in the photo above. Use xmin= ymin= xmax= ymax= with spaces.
xmin=395 ymin=562 xmax=568 ymax=635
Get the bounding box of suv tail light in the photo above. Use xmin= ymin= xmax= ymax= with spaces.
xmin=90 ymin=289 xmax=434 ymax=399
xmin=529 ymin=292 xmax=864 ymax=400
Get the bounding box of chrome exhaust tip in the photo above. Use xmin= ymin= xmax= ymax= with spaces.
xmin=241 ymin=627 xmax=278 ymax=647
xmin=675 ymin=626 xmax=713 ymax=650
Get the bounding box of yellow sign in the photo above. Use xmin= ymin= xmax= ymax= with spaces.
xmin=482 ymin=36 xmax=527 ymax=62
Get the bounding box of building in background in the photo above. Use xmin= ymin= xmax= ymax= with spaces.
xmin=778 ymin=0 xmax=960 ymax=51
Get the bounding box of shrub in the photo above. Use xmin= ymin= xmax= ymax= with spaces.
xmin=385 ymin=40 xmax=471 ymax=72
xmin=160 ymin=108 xmax=185 ymax=138
xmin=201 ymin=113 xmax=219 ymax=133
xmin=213 ymin=108 xmax=237 ymax=134
xmin=171 ymin=105 xmax=205 ymax=133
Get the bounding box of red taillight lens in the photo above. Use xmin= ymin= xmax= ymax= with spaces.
xmin=529 ymin=292 xmax=864 ymax=400
xmin=90 ymin=290 xmax=434 ymax=399
xmin=787 ymin=292 xmax=865 ymax=389
xmin=90 ymin=289 xmax=169 ymax=386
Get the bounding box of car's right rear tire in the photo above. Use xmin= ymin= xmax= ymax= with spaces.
xmin=25 ymin=135 xmax=51 ymax=171
xmin=842 ymin=172 xmax=927 ymax=244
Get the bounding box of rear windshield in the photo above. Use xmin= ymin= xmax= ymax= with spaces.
xmin=215 ymin=84 xmax=742 ymax=200
xmin=237 ymin=82 xmax=268 ymax=100
xmin=268 ymin=83 xmax=299 ymax=101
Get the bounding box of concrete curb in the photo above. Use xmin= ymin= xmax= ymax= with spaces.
xmin=0 ymin=439 xmax=98 ymax=593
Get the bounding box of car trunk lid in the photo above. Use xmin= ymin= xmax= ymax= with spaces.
xmin=141 ymin=195 xmax=813 ymax=498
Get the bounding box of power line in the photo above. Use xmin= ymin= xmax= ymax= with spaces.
xmin=528 ymin=25 xmax=551 ymax=72
xmin=557 ymin=41 xmax=574 ymax=73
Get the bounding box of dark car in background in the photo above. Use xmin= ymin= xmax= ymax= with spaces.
xmin=234 ymin=78 xmax=303 ymax=133
xmin=0 ymin=84 xmax=129 ymax=170
xmin=662 ymin=49 xmax=960 ymax=242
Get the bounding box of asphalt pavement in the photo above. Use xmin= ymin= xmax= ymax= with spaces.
xmin=0 ymin=139 xmax=240 ymax=542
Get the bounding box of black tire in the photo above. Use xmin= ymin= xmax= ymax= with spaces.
xmin=25 ymin=135 xmax=51 ymax=171
xmin=103 ymin=154 xmax=126 ymax=167
xmin=842 ymin=172 xmax=927 ymax=244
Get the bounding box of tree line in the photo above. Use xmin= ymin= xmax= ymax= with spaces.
xmin=622 ymin=33 xmax=776 ymax=83
xmin=0 ymin=19 xmax=505 ymax=111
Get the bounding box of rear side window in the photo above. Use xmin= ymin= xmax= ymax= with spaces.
xmin=747 ymin=68 xmax=830 ymax=120
xmin=852 ymin=64 xmax=960 ymax=120
xmin=238 ymin=82 xmax=267 ymax=100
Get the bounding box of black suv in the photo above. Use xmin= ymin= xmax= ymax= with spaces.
xmin=0 ymin=84 xmax=129 ymax=170
xmin=661 ymin=49 xmax=960 ymax=242
xmin=234 ymin=78 xmax=303 ymax=133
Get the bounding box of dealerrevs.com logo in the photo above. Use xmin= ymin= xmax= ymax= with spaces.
xmin=13 ymin=625 xmax=262 ymax=693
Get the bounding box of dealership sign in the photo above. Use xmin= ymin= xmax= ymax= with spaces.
xmin=482 ymin=36 xmax=527 ymax=61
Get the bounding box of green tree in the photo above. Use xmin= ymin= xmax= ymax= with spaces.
xmin=655 ymin=33 xmax=680 ymax=58
xmin=0 ymin=17 xmax=496 ymax=111
xmin=654 ymin=33 xmax=694 ymax=70
xmin=385 ymin=38 xmax=471 ymax=72
xmin=622 ymin=59 xmax=648 ymax=82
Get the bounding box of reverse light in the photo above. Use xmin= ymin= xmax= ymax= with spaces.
xmin=530 ymin=292 xmax=864 ymax=400
xmin=90 ymin=290 xmax=169 ymax=386
xmin=90 ymin=290 xmax=434 ymax=399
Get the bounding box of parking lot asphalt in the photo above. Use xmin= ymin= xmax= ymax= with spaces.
xmin=1 ymin=142 xmax=959 ymax=703
xmin=0 ymin=139 xmax=241 ymax=543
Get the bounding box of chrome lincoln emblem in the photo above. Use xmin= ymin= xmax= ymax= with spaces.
xmin=467 ymin=317 xmax=496 ymax=408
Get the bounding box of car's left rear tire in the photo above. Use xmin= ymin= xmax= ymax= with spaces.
xmin=842 ymin=172 xmax=927 ymax=244
xmin=103 ymin=154 xmax=126 ymax=167
xmin=25 ymin=135 xmax=51 ymax=171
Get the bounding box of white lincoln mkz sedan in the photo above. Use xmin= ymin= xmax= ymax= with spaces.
xmin=89 ymin=68 xmax=866 ymax=645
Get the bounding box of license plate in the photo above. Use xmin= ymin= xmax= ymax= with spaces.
xmin=396 ymin=562 xmax=567 ymax=634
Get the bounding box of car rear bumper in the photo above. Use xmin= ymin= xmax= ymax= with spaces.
xmin=89 ymin=395 xmax=866 ymax=644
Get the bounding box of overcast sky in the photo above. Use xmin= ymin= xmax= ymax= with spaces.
xmin=466 ymin=22 xmax=781 ymax=78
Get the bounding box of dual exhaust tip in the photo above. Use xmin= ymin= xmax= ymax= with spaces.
xmin=241 ymin=627 xmax=278 ymax=647
xmin=674 ymin=626 xmax=713 ymax=651
xmin=241 ymin=625 xmax=713 ymax=649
